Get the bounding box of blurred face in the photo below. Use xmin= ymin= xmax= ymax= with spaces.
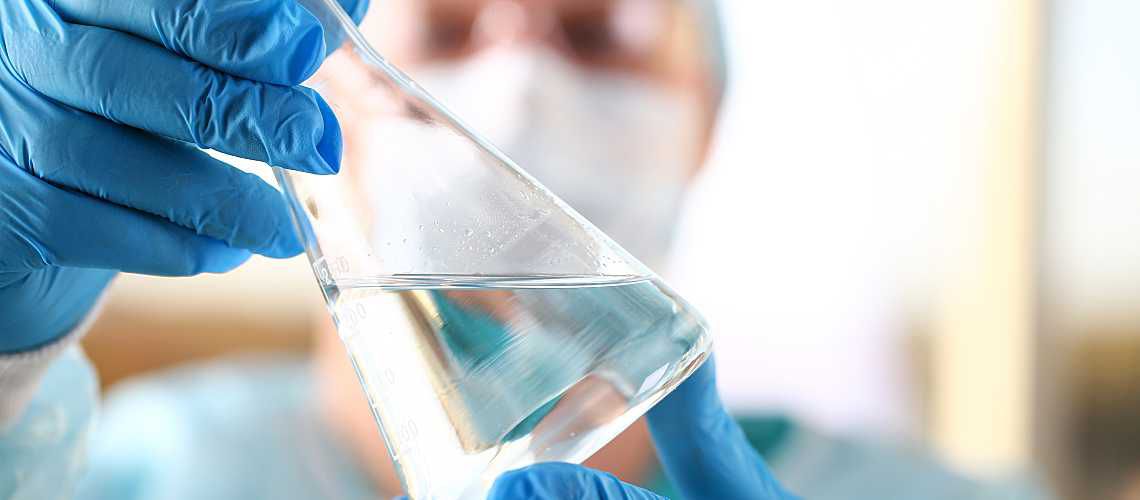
xmin=348 ymin=0 xmax=719 ymax=270
xmin=317 ymin=0 xmax=721 ymax=494
xmin=366 ymin=0 xmax=715 ymax=103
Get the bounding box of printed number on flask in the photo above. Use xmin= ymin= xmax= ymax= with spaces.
xmin=317 ymin=256 xmax=352 ymax=285
xmin=340 ymin=302 xmax=368 ymax=330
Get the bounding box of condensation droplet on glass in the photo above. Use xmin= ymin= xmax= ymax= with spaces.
xmin=464 ymin=229 xmax=474 ymax=237
xmin=418 ymin=224 xmax=425 ymax=231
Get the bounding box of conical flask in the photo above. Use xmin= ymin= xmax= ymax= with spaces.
xmin=274 ymin=1 xmax=712 ymax=498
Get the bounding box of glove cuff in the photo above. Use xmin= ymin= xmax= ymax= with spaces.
xmin=0 ymin=294 xmax=104 ymax=430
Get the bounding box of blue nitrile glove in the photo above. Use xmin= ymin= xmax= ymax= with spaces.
xmin=0 ymin=0 xmax=369 ymax=353
xmin=485 ymin=358 xmax=799 ymax=500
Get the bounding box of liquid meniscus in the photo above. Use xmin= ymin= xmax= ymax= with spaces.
xmin=324 ymin=274 xmax=710 ymax=499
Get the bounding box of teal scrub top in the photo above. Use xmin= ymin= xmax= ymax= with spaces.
xmin=3 ymin=351 xmax=1049 ymax=500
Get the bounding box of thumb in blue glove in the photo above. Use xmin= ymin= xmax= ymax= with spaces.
xmin=485 ymin=357 xmax=799 ymax=500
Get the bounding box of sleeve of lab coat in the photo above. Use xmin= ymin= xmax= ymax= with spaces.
xmin=0 ymin=313 xmax=101 ymax=499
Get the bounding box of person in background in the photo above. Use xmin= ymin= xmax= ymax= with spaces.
xmin=0 ymin=0 xmax=1043 ymax=499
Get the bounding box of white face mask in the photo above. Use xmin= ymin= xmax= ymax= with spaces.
xmin=414 ymin=48 xmax=704 ymax=270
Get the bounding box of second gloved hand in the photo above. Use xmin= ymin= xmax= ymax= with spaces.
xmin=0 ymin=0 xmax=368 ymax=352
xmin=485 ymin=358 xmax=798 ymax=500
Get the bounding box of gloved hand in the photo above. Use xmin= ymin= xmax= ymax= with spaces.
xmin=0 ymin=0 xmax=368 ymax=353
xmin=485 ymin=358 xmax=798 ymax=500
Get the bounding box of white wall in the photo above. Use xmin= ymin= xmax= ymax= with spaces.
xmin=1046 ymin=0 xmax=1140 ymax=323
xmin=671 ymin=0 xmax=1000 ymax=436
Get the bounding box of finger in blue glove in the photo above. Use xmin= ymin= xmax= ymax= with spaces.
xmin=647 ymin=358 xmax=798 ymax=500
xmin=467 ymin=357 xmax=800 ymax=500
xmin=489 ymin=463 xmax=665 ymax=500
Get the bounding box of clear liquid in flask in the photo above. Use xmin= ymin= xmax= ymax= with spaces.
xmin=325 ymin=274 xmax=710 ymax=499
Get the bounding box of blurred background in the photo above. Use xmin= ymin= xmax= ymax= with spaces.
xmin=82 ymin=0 xmax=1138 ymax=498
